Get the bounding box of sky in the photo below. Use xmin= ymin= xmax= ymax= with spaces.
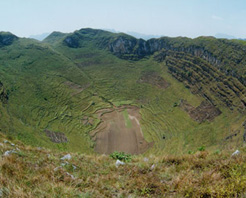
xmin=0 ymin=0 xmax=246 ymax=38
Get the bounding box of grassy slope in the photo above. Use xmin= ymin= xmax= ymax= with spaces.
xmin=1 ymin=132 xmax=246 ymax=197
xmin=0 ymin=38 xmax=102 ymax=153
xmin=0 ymin=29 xmax=245 ymax=156
xmin=52 ymin=33 xmax=245 ymax=155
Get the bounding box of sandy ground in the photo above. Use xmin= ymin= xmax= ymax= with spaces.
xmin=91 ymin=106 xmax=153 ymax=154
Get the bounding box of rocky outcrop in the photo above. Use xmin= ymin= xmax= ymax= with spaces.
xmin=62 ymin=28 xmax=246 ymax=91
xmin=109 ymin=36 xmax=137 ymax=54
xmin=154 ymin=49 xmax=246 ymax=111
xmin=0 ymin=82 xmax=8 ymax=104
xmin=63 ymin=33 xmax=80 ymax=48
xmin=45 ymin=129 xmax=68 ymax=143
xmin=180 ymin=100 xmax=221 ymax=123
xmin=107 ymin=36 xmax=221 ymax=64
xmin=107 ymin=34 xmax=246 ymax=87
xmin=0 ymin=32 xmax=18 ymax=47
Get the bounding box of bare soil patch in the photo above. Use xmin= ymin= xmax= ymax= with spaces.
xmin=45 ymin=129 xmax=68 ymax=143
xmin=180 ymin=100 xmax=221 ymax=123
xmin=138 ymin=71 xmax=170 ymax=89
xmin=90 ymin=106 xmax=153 ymax=154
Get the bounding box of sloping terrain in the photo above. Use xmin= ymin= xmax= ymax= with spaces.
xmin=91 ymin=106 xmax=153 ymax=154
xmin=0 ymin=28 xmax=246 ymax=156
xmin=1 ymin=132 xmax=246 ymax=197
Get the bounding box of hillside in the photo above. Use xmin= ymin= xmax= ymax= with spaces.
xmin=0 ymin=28 xmax=246 ymax=156
xmin=1 ymin=132 xmax=246 ymax=197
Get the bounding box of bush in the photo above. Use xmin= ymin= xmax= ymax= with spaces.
xmin=173 ymin=102 xmax=178 ymax=107
xmin=198 ymin=146 xmax=206 ymax=151
xmin=110 ymin=151 xmax=132 ymax=162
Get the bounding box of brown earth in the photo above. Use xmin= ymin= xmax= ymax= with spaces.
xmin=180 ymin=100 xmax=221 ymax=123
xmin=138 ymin=71 xmax=170 ymax=89
xmin=90 ymin=106 xmax=153 ymax=154
xmin=44 ymin=129 xmax=68 ymax=143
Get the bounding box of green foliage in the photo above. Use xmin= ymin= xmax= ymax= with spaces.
xmin=110 ymin=151 xmax=132 ymax=162
xmin=198 ymin=146 xmax=206 ymax=151
xmin=140 ymin=187 xmax=153 ymax=196
xmin=188 ymin=150 xmax=193 ymax=154
xmin=0 ymin=28 xmax=245 ymax=156
xmin=122 ymin=109 xmax=132 ymax=128
xmin=173 ymin=102 xmax=178 ymax=107
xmin=56 ymin=143 xmax=68 ymax=151
xmin=214 ymin=149 xmax=221 ymax=155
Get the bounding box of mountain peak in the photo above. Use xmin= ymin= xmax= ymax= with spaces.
xmin=43 ymin=31 xmax=68 ymax=45
xmin=0 ymin=31 xmax=18 ymax=47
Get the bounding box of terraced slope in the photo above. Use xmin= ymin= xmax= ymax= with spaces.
xmin=0 ymin=29 xmax=246 ymax=155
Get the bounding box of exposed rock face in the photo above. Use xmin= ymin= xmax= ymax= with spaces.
xmin=61 ymin=29 xmax=246 ymax=111
xmin=107 ymin=36 xmax=226 ymax=69
xmin=109 ymin=36 xmax=137 ymax=54
xmin=180 ymin=100 xmax=221 ymax=123
xmin=107 ymin=36 xmax=221 ymax=64
xmin=106 ymin=33 xmax=246 ymax=87
xmin=154 ymin=49 xmax=246 ymax=111
xmin=0 ymin=82 xmax=8 ymax=104
xmin=0 ymin=32 xmax=18 ymax=47
xmin=62 ymin=29 xmax=246 ymax=85
xmin=63 ymin=35 xmax=80 ymax=48
xmin=108 ymin=36 xmax=149 ymax=59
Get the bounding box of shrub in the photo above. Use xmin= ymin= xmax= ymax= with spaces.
xmin=198 ymin=146 xmax=206 ymax=151
xmin=173 ymin=102 xmax=178 ymax=107
xmin=110 ymin=151 xmax=132 ymax=162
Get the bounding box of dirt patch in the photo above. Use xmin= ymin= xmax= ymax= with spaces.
xmin=138 ymin=71 xmax=170 ymax=89
xmin=45 ymin=129 xmax=68 ymax=143
xmin=90 ymin=106 xmax=153 ymax=154
xmin=64 ymin=81 xmax=90 ymax=96
xmin=180 ymin=100 xmax=221 ymax=123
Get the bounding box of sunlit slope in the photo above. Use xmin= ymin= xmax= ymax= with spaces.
xmin=0 ymin=33 xmax=100 ymax=153
xmin=0 ymin=29 xmax=245 ymax=155
xmin=45 ymin=28 xmax=246 ymax=154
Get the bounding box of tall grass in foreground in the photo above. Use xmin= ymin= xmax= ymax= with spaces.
xmin=1 ymin=132 xmax=246 ymax=197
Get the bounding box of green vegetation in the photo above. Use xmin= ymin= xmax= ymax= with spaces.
xmin=2 ymin=28 xmax=246 ymax=197
xmin=198 ymin=146 xmax=206 ymax=151
xmin=110 ymin=151 xmax=132 ymax=162
xmin=1 ymin=133 xmax=246 ymax=197
xmin=0 ymin=28 xmax=246 ymax=156
xmin=122 ymin=109 xmax=132 ymax=128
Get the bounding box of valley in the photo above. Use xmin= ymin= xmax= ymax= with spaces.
xmin=2 ymin=28 xmax=246 ymax=197
xmin=0 ymin=28 xmax=246 ymax=156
